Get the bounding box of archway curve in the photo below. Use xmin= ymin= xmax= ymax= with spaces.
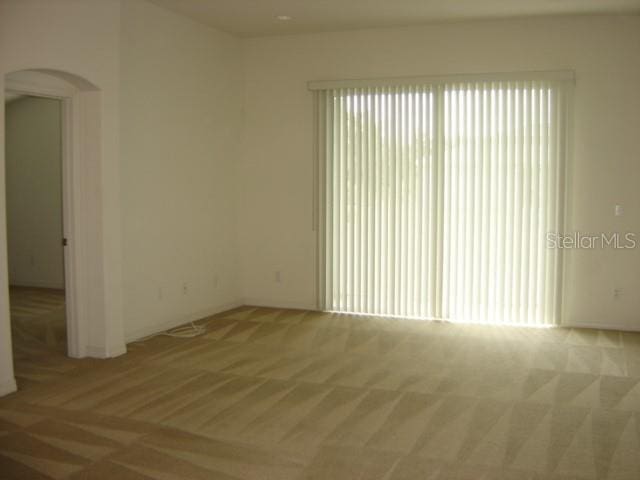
xmin=11 ymin=68 xmax=99 ymax=90
xmin=5 ymin=68 xmax=98 ymax=98
xmin=32 ymin=68 xmax=99 ymax=91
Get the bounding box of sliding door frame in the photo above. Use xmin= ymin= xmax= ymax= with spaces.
xmin=312 ymin=72 xmax=574 ymax=325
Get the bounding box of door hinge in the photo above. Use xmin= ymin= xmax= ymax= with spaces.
xmin=62 ymin=238 xmax=68 ymax=247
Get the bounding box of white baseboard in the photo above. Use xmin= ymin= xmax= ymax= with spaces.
xmin=242 ymin=297 xmax=317 ymax=311
xmin=244 ymin=301 xmax=640 ymax=333
xmin=123 ymin=297 xmax=638 ymax=337
xmin=0 ymin=377 xmax=17 ymax=397
xmin=124 ymin=300 xmax=243 ymax=343
xmin=84 ymin=343 xmax=128 ymax=359
xmin=110 ymin=344 xmax=128 ymax=357
xmin=562 ymin=320 xmax=640 ymax=333
xmin=84 ymin=345 xmax=109 ymax=359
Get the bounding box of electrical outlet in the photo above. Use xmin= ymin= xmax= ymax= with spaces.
xmin=615 ymin=204 xmax=623 ymax=217
xmin=275 ymin=271 xmax=282 ymax=283
xmin=182 ymin=282 xmax=189 ymax=295
xmin=613 ymin=288 xmax=623 ymax=299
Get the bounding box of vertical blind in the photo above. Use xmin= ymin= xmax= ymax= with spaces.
xmin=314 ymin=74 xmax=571 ymax=326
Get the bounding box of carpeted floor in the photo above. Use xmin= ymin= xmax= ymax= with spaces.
xmin=2 ymin=300 xmax=640 ymax=479
xmin=9 ymin=287 xmax=73 ymax=389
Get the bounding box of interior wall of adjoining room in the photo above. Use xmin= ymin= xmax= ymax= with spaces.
xmin=5 ymin=96 xmax=64 ymax=290
xmin=238 ymin=15 xmax=640 ymax=331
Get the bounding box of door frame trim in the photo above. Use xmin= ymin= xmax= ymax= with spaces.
xmin=5 ymin=77 xmax=83 ymax=357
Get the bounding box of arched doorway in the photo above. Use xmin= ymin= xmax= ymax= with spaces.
xmin=1 ymin=69 xmax=125 ymax=394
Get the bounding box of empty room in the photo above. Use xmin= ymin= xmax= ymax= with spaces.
xmin=1 ymin=0 xmax=639 ymax=479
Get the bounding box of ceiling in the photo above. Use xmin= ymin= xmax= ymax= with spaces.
xmin=147 ymin=0 xmax=640 ymax=37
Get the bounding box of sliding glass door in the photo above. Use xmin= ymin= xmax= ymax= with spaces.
xmin=315 ymin=76 xmax=570 ymax=326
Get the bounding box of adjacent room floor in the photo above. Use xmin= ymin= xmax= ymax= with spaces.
xmin=9 ymin=287 xmax=72 ymax=389
xmin=1 ymin=305 xmax=640 ymax=479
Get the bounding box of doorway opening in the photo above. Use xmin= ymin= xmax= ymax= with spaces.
xmin=0 ymin=69 xmax=126 ymax=396
xmin=4 ymin=91 xmax=70 ymax=387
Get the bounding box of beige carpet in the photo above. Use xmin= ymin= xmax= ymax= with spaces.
xmin=2 ymin=303 xmax=640 ymax=479
xmin=9 ymin=287 xmax=74 ymax=389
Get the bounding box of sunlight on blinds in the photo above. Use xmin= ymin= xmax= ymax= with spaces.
xmin=316 ymin=79 xmax=570 ymax=326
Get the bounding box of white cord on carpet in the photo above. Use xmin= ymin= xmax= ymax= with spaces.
xmin=134 ymin=321 xmax=207 ymax=342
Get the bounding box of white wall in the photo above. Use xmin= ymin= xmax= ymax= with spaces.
xmin=5 ymin=96 xmax=64 ymax=290
xmin=239 ymin=16 xmax=640 ymax=331
xmin=119 ymin=0 xmax=243 ymax=340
